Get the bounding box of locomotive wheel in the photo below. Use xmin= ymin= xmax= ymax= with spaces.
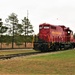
xmin=40 ymin=44 xmax=49 ymax=52
xmin=55 ymin=45 xmax=59 ymax=51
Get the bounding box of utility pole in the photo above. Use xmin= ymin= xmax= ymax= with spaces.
xmin=27 ymin=10 xmax=29 ymax=36
xmin=27 ymin=10 xmax=28 ymax=19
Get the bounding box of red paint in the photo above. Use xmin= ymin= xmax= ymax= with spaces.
xmin=39 ymin=23 xmax=75 ymax=43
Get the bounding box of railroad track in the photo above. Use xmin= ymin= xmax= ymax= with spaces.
xmin=0 ymin=51 xmax=41 ymax=60
xmin=0 ymin=49 xmax=70 ymax=60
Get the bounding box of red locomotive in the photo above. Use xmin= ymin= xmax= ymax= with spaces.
xmin=33 ymin=23 xmax=75 ymax=52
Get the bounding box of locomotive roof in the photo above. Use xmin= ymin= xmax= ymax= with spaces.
xmin=39 ymin=23 xmax=65 ymax=27
xmin=39 ymin=23 xmax=72 ymax=32
xmin=39 ymin=23 xmax=56 ymax=27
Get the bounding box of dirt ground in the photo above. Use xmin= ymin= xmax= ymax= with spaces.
xmin=0 ymin=43 xmax=33 ymax=49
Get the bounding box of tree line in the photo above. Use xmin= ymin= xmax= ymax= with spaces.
xmin=0 ymin=13 xmax=34 ymax=49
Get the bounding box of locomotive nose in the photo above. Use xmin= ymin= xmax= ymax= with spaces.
xmin=40 ymin=34 xmax=49 ymax=42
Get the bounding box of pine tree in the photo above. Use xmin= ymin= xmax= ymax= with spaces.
xmin=22 ymin=17 xmax=34 ymax=47
xmin=5 ymin=13 xmax=19 ymax=48
xmin=0 ymin=18 xmax=8 ymax=49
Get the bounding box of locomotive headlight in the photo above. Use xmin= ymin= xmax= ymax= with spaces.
xmin=68 ymin=31 xmax=70 ymax=33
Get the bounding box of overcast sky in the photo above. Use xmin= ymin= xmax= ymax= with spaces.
xmin=0 ymin=0 xmax=75 ymax=34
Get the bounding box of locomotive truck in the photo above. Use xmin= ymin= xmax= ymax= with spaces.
xmin=33 ymin=23 xmax=75 ymax=52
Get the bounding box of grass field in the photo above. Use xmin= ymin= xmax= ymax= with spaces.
xmin=0 ymin=49 xmax=75 ymax=75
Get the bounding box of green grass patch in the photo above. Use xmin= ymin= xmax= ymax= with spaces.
xmin=0 ymin=49 xmax=75 ymax=75
xmin=30 ymin=49 xmax=75 ymax=60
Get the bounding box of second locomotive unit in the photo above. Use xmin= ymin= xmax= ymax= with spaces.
xmin=33 ymin=23 xmax=75 ymax=52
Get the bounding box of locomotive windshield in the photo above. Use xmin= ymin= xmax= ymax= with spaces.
xmin=44 ymin=26 xmax=49 ymax=29
xmin=39 ymin=25 xmax=50 ymax=29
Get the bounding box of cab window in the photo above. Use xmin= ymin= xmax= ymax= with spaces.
xmin=44 ymin=26 xmax=49 ymax=29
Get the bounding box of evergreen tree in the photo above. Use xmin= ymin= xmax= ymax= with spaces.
xmin=22 ymin=17 xmax=34 ymax=35
xmin=0 ymin=18 xmax=8 ymax=49
xmin=22 ymin=17 xmax=34 ymax=47
xmin=73 ymin=33 xmax=75 ymax=39
xmin=6 ymin=13 xmax=19 ymax=48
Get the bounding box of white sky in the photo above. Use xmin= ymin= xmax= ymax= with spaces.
xmin=0 ymin=0 xmax=75 ymax=34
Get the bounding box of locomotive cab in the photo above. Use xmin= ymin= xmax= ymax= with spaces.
xmin=39 ymin=24 xmax=50 ymax=42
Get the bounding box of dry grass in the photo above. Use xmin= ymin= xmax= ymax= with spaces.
xmin=0 ymin=49 xmax=75 ymax=75
xmin=0 ymin=49 xmax=37 ymax=55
